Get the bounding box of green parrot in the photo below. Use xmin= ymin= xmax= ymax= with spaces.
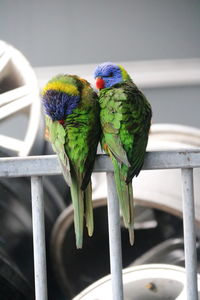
xmin=94 ymin=62 xmax=152 ymax=245
xmin=42 ymin=74 xmax=100 ymax=248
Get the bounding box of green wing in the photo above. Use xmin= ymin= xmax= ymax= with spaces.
xmin=45 ymin=115 xmax=71 ymax=185
xmin=123 ymin=85 xmax=152 ymax=182
xmin=100 ymin=82 xmax=152 ymax=179
xmin=99 ymin=87 xmax=130 ymax=166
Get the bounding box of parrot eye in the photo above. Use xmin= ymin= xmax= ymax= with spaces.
xmin=103 ymin=72 xmax=114 ymax=78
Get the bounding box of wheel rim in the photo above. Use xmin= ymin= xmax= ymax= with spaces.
xmin=0 ymin=40 xmax=44 ymax=157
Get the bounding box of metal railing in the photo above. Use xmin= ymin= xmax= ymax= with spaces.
xmin=0 ymin=150 xmax=199 ymax=300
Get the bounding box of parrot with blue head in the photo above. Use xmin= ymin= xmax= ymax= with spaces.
xmin=94 ymin=62 xmax=152 ymax=244
xmin=42 ymin=74 xmax=100 ymax=248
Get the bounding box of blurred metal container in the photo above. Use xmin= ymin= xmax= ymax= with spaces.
xmin=72 ymin=264 xmax=200 ymax=300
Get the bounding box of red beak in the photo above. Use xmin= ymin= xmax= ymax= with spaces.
xmin=96 ymin=77 xmax=105 ymax=90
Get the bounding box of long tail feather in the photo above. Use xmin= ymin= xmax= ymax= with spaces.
xmin=70 ymin=168 xmax=84 ymax=249
xmin=84 ymin=181 xmax=94 ymax=237
xmin=128 ymin=182 xmax=134 ymax=245
xmin=112 ymin=156 xmax=134 ymax=245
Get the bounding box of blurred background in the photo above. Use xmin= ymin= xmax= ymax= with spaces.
xmin=0 ymin=0 xmax=200 ymax=299
xmin=1 ymin=0 xmax=200 ymax=129
xmin=1 ymin=0 xmax=200 ymax=65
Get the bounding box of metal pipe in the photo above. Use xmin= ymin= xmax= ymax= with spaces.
xmin=2 ymin=151 xmax=200 ymax=177
xmin=181 ymin=168 xmax=198 ymax=300
xmin=106 ymin=172 xmax=124 ymax=300
xmin=31 ymin=176 xmax=48 ymax=300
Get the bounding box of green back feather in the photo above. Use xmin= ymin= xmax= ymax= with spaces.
xmin=45 ymin=115 xmax=71 ymax=185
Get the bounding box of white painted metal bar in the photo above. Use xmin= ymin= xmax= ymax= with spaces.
xmin=106 ymin=172 xmax=124 ymax=300
xmin=181 ymin=169 xmax=198 ymax=300
xmin=31 ymin=176 xmax=48 ymax=300
xmin=35 ymin=58 xmax=200 ymax=89
xmin=1 ymin=150 xmax=200 ymax=177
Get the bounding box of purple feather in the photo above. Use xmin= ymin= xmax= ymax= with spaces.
xmin=42 ymin=90 xmax=80 ymax=121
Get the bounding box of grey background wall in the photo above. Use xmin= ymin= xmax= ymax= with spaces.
xmin=0 ymin=0 xmax=200 ymax=67
xmin=0 ymin=0 xmax=200 ymax=130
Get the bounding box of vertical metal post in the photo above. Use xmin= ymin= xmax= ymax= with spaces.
xmin=181 ymin=168 xmax=198 ymax=300
xmin=31 ymin=176 xmax=48 ymax=300
xmin=106 ymin=172 xmax=124 ymax=300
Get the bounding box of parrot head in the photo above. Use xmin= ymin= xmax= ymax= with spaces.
xmin=42 ymin=75 xmax=80 ymax=122
xmin=94 ymin=62 xmax=131 ymax=90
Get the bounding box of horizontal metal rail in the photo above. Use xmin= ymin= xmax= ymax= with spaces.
xmin=0 ymin=151 xmax=199 ymax=300
xmin=35 ymin=58 xmax=200 ymax=89
xmin=1 ymin=150 xmax=200 ymax=178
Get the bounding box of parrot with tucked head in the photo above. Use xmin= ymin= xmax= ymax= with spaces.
xmin=94 ymin=62 xmax=152 ymax=245
xmin=42 ymin=74 xmax=100 ymax=248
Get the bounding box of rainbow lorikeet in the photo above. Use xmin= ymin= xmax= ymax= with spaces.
xmin=42 ymin=74 xmax=100 ymax=248
xmin=94 ymin=62 xmax=152 ymax=245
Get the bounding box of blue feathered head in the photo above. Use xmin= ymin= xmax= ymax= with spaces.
xmin=94 ymin=62 xmax=131 ymax=89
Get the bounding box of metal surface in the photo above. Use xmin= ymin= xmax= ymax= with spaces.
xmin=0 ymin=151 xmax=199 ymax=299
xmin=1 ymin=150 xmax=200 ymax=177
xmin=31 ymin=176 xmax=48 ymax=300
xmin=181 ymin=169 xmax=198 ymax=300
xmin=106 ymin=172 xmax=124 ymax=300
